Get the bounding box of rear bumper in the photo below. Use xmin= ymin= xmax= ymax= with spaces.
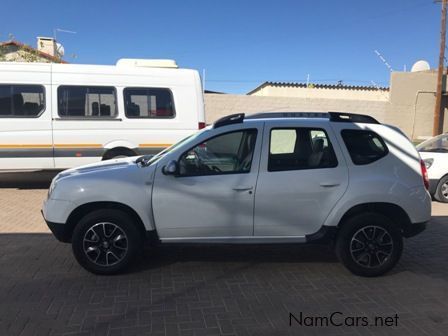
xmin=402 ymin=221 xmax=427 ymax=238
xmin=41 ymin=210 xmax=71 ymax=243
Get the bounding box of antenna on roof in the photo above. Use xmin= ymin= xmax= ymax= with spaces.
xmin=374 ymin=50 xmax=394 ymax=72
xmin=53 ymin=28 xmax=77 ymax=41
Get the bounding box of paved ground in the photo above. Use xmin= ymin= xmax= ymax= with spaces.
xmin=0 ymin=172 xmax=448 ymax=336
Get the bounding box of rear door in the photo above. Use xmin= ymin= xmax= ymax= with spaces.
xmin=254 ymin=121 xmax=348 ymax=237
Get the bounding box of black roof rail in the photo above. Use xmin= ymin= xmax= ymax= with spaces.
xmin=213 ymin=113 xmax=245 ymax=128
xmin=328 ymin=112 xmax=380 ymax=124
xmin=245 ymin=112 xmax=328 ymax=119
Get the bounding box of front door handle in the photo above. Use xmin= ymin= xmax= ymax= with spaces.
xmin=320 ymin=182 xmax=340 ymax=188
xmin=232 ymin=186 xmax=253 ymax=192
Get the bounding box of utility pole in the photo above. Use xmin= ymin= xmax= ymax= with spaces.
xmin=433 ymin=0 xmax=447 ymax=136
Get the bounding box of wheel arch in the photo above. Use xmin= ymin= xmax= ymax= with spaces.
xmin=65 ymin=201 xmax=148 ymax=242
xmin=337 ymin=202 xmax=412 ymax=234
xmin=102 ymin=147 xmax=137 ymax=160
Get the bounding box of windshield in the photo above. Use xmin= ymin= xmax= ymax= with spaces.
xmin=137 ymin=128 xmax=210 ymax=166
xmin=417 ymin=134 xmax=448 ymax=153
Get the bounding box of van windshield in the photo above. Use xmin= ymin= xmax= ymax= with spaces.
xmin=137 ymin=128 xmax=209 ymax=167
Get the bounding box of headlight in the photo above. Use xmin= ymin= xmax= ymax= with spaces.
xmin=48 ymin=176 xmax=59 ymax=198
xmin=423 ymin=158 xmax=434 ymax=169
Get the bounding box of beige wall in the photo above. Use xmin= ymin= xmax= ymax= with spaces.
xmin=251 ymin=84 xmax=389 ymax=102
xmin=205 ymin=93 xmax=388 ymax=124
xmin=205 ymin=71 xmax=448 ymax=140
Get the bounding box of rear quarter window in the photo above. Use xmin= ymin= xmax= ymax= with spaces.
xmin=341 ymin=130 xmax=388 ymax=165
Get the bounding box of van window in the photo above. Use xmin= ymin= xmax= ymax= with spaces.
xmin=341 ymin=130 xmax=388 ymax=165
xmin=124 ymin=88 xmax=175 ymax=118
xmin=58 ymin=86 xmax=117 ymax=118
xmin=0 ymin=85 xmax=45 ymax=117
xmin=268 ymin=128 xmax=338 ymax=171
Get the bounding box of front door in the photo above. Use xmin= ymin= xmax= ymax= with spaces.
xmin=254 ymin=123 xmax=349 ymax=237
xmin=152 ymin=127 xmax=261 ymax=240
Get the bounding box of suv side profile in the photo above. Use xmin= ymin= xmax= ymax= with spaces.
xmin=42 ymin=112 xmax=431 ymax=277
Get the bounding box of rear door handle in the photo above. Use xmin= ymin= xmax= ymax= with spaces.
xmin=232 ymin=186 xmax=253 ymax=191
xmin=320 ymin=182 xmax=340 ymax=188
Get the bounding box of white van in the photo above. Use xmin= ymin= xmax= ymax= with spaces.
xmin=0 ymin=59 xmax=205 ymax=170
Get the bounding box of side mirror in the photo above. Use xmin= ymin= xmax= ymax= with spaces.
xmin=162 ymin=160 xmax=178 ymax=175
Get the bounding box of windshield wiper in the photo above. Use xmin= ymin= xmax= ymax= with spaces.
xmin=135 ymin=155 xmax=155 ymax=167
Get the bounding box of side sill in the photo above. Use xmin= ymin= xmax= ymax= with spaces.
xmin=305 ymin=226 xmax=338 ymax=244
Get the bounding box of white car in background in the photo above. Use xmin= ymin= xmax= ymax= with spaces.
xmin=418 ymin=133 xmax=448 ymax=203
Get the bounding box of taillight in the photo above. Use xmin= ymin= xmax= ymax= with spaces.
xmin=420 ymin=159 xmax=429 ymax=190
xmin=198 ymin=122 xmax=206 ymax=129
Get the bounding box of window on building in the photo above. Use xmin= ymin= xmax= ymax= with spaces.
xmin=124 ymin=88 xmax=175 ymax=118
xmin=268 ymin=128 xmax=338 ymax=171
xmin=179 ymin=130 xmax=257 ymax=176
xmin=0 ymin=85 xmax=45 ymax=117
xmin=58 ymin=86 xmax=117 ymax=118
xmin=341 ymin=130 xmax=388 ymax=165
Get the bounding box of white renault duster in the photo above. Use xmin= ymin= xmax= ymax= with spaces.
xmin=42 ymin=112 xmax=431 ymax=277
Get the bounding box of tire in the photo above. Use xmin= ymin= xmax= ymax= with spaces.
xmin=434 ymin=176 xmax=448 ymax=203
xmin=72 ymin=209 xmax=143 ymax=275
xmin=335 ymin=213 xmax=403 ymax=277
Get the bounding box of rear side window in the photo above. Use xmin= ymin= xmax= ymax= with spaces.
xmin=58 ymin=86 xmax=117 ymax=118
xmin=341 ymin=130 xmax=388 ymax=165
xmin=124 ymin=88 xmax=175 ymax=119
xmin=268 ymin=128 xmax=338 ymax=172
xmin=0 ymin=84 xmax=45 ymax=117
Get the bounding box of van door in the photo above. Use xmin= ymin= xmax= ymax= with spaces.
xmin=254 ymin=122 xmax=348 ymax=237
xmin=152 ymin=127 xmax=261 ymax=240
xmin=0 ymin=65 xmax=54 ymax=170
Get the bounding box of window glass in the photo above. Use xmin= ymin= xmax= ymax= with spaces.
xmin=58 ymin=86 xmax=117 ymax=118
xmin=179 ymin=130 xmax=257 ymax=176
xmin=417 ymin=134 xmax=448 ymax=153
xmin=341 ymin=130 xmax=388 ymax=165
xmin=124 ymin=88 xmax=175 ymax=118
xmin=0 ymin=85 xmax=45 ymax=117
xmin=268 ymin=128 xmax=338 ymax=171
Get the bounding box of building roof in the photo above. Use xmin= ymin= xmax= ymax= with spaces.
xmin=247 ymin=81 xmax=389 ymax=95
xmin=0 ymin=40 xmax=68 ymax=64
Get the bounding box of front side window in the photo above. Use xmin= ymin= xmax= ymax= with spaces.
xmin=58 ymin=86 xmax=117 ymax=118
xmin=268 ymin=128 xmax=338 ymax=171
xmin=124 ymin=88 xmax=175 ymax=118
xmin=0 ymin=85 xmax=45 ymax=117
xmin=178 ymin=130 xmax=257 ymax=176
xmin=341 ymin=130 xmax=388 ymax=165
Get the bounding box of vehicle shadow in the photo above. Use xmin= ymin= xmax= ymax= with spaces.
xmin=0 ymin=171 xmax=60 ymax=189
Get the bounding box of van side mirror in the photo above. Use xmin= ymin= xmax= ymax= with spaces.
xmin=162 ymin=160 xmax=178 ymax=175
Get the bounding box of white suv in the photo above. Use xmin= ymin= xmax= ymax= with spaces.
xmin=42 ymin=112 xmax=431 ymax=277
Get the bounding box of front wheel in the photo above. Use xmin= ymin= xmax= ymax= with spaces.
xmin=434 ymin=176 xmax=448 ymax=203
xmin=336 ymin=213 xmax=403 ymax=277
xmin=72 ymin=209 xmax=143 ymax=275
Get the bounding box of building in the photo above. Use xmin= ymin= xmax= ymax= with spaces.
xmin=0 ymin=37 xmax=66 ymax=63
xmin=248 ymin=81 xmax=389 ymax=102
xmin=205 ymin=68 xmax=448 ymax=140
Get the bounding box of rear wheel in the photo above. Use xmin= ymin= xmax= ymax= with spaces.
xmin=336 ymin=213 xmax=403 ymax=277
xmin=72 ymin=209 xmax=143 ymax=274
xmin=434 ymin=176 xmax=448 ymax=203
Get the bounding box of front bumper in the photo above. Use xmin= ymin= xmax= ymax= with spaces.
xmin=42 ymin=210 xmax=71 ymax=243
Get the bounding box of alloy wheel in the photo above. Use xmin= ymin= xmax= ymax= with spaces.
xmin=83 ymin=222 xmax=128 ymax=266
xmin=350 ymin=226 xmax=393 ymax=268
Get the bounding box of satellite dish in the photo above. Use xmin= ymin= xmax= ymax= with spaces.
xmin=411 ymin=60 xmax=430 ymax=72
xmin=56 ymin=42 xmax=65 ymax=57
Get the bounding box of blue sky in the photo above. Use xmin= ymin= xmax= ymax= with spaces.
xmin=1 ymin=0 xmax=441 ymax=93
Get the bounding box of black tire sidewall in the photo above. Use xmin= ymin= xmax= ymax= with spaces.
xmin=336 ymin=213 xmax=403 ymax=277
xmin=72 ymin=209 xmax=142 ymax=275
xmin=435 ymin=176 xmax=448 ymax=203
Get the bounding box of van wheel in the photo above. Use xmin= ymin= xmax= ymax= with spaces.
xmin=72 ymin=209 xmax=142 ymax=275
xmin=335 ymin=213 xmax=403 ymax=277
xmin=102 ymin=148 xmax=136 ymax=160
xmin=434 ymin=176 xmax=448 ymax=203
